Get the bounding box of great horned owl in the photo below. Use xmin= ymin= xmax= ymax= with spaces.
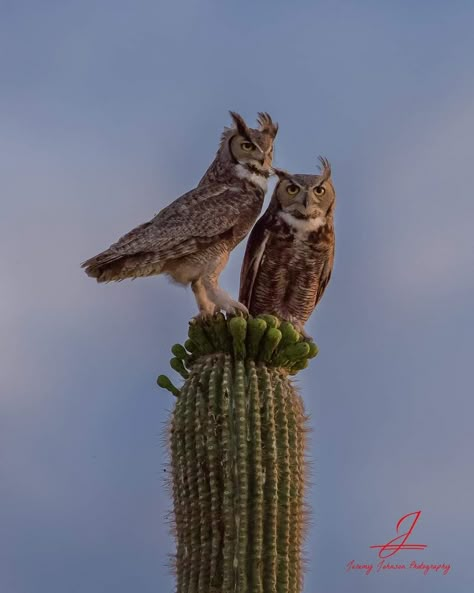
xmin=239 ymin=158 xmax=335 ymax=334
xmin=82 ymin=111 xmax=278 ymax=315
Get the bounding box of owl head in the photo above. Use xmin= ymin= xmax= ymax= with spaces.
xmin=272 ymin=157 xmax=335 ymax=219
xmin=221 ymin=111 xmax=278 ymax=174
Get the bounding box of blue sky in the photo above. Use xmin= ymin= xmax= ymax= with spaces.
xmin=1 ymin=1 xmax=474 ymax=592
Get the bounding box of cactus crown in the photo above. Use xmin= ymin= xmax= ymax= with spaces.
xmin=158 ymin=314 xmax=318 ymax=396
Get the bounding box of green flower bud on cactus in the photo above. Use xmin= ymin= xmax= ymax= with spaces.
xmin=188 ymin=320 xmax=214 ymax=354
xmin=307 ymin=341 xmax=319 ymax=359
xmin=279 ymin=321 xmax=301 ymax=348
xmin=274 ymin=341 xmax=311 ymax=367
xmin=170 ymin=357 xmax=189 ymax=379
xmin=246 ymin=317 xmax=268 ymax=359
xmin=259 ymin=327 xmax=282 ymax=363
xmin=228 ymin=316 xmax=247 ymax=359
xmin=211 ymin=312 xmax=232 ymax=352
xmin=157 ymin=374 xmax=180 ymax=397
xmin=171 ymin=343 xmax=188 ymax=360
xmin=289 ymin=358 xmax=309 ymax=375
xmin=184 ymin=338 xmax=197 ymax=354
xmin=257 ymin=314 xmax=280 ymax=329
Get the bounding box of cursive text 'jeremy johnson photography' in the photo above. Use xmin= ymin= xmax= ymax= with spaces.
xmin=345 ymin=511 xmax=451 ymax=577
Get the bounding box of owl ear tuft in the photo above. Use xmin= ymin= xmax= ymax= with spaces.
xmin=229 ymin=111 xmax=251 ymax=139
xmin=317 ymin=156 xmax=332 ymax=182
xmin=257 ymin=112 xmax=279 ymax=138
xmin=272 ymin=167 xmax=292 ymax=180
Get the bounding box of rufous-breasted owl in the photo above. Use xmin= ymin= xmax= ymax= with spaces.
xmin=239 ymin=158 xmax=335 ymax=334
xmin=81 ymin=112 xmax=278 ymax=315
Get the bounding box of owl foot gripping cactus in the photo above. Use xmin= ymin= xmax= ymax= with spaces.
xmin=158 ymin=314 xmax=317 ymax=593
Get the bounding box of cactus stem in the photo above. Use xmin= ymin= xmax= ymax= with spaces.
xmin=167 ymin=316 xmax=311 ymax=593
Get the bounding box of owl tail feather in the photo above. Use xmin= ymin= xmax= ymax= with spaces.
xmin=81 ymin=250 xmax=161 ymax=283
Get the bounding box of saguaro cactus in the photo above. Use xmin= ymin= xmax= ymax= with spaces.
xmin=158 ymin=314 xmax=317 ymax=593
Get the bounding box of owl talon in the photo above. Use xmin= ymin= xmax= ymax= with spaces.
xmin=232 ymin=300 xmax=249 ymax=315
xmin=219 ymin=302 xmax=248 ymax=316
xmin=193 ymin=312 xmax=211 ymax=321
xmin=214 ymin=298 xmax=248 ymax=316
xmin=203 ymin=284 xmax=248 ymax=316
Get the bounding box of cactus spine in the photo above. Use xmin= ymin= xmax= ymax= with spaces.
xmin=159 ymin=314 xmax=315 ymax=593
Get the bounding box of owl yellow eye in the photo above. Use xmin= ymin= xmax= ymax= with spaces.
xmin=240 ymin=141 xmax=254 ymax=152
xmin=314 ymin=186 xmax=326 ymax=196
xmin=286 ymin=184 xmax=300 ymax=196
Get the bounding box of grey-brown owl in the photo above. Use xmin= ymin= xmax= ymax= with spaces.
xmin=239 ymin=158 xmax=335 ymax=334
xmin=82 ymin=111 xmax=278 ymax=315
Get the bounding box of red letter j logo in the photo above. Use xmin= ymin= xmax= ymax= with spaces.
xmin=370 ymin=511 xmax=427 ymax=558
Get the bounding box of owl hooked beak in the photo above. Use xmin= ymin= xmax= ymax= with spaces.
xmin=303 ymin=191 xmax=326 ymax=217
xmin=249 ymin=147 xmax=272 ymax=173
xmin=262 ymin=151 xmax=273 ymax=169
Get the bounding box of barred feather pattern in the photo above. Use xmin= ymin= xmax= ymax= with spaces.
xmin=81 ymin=111 xmax=277 ymax=315
xmin=239 ymin=165 xmax=336 ymax=329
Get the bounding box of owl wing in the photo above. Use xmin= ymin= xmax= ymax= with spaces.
xmin=82 ymin=183 xmax=248 ymax=272
xmin=150 ymin=184 xmax=243 ymax=248
xmin=313 ymin=240 xmax=335 ymax=310
xmin=239 ymin=213 xmax=272 ymax=308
